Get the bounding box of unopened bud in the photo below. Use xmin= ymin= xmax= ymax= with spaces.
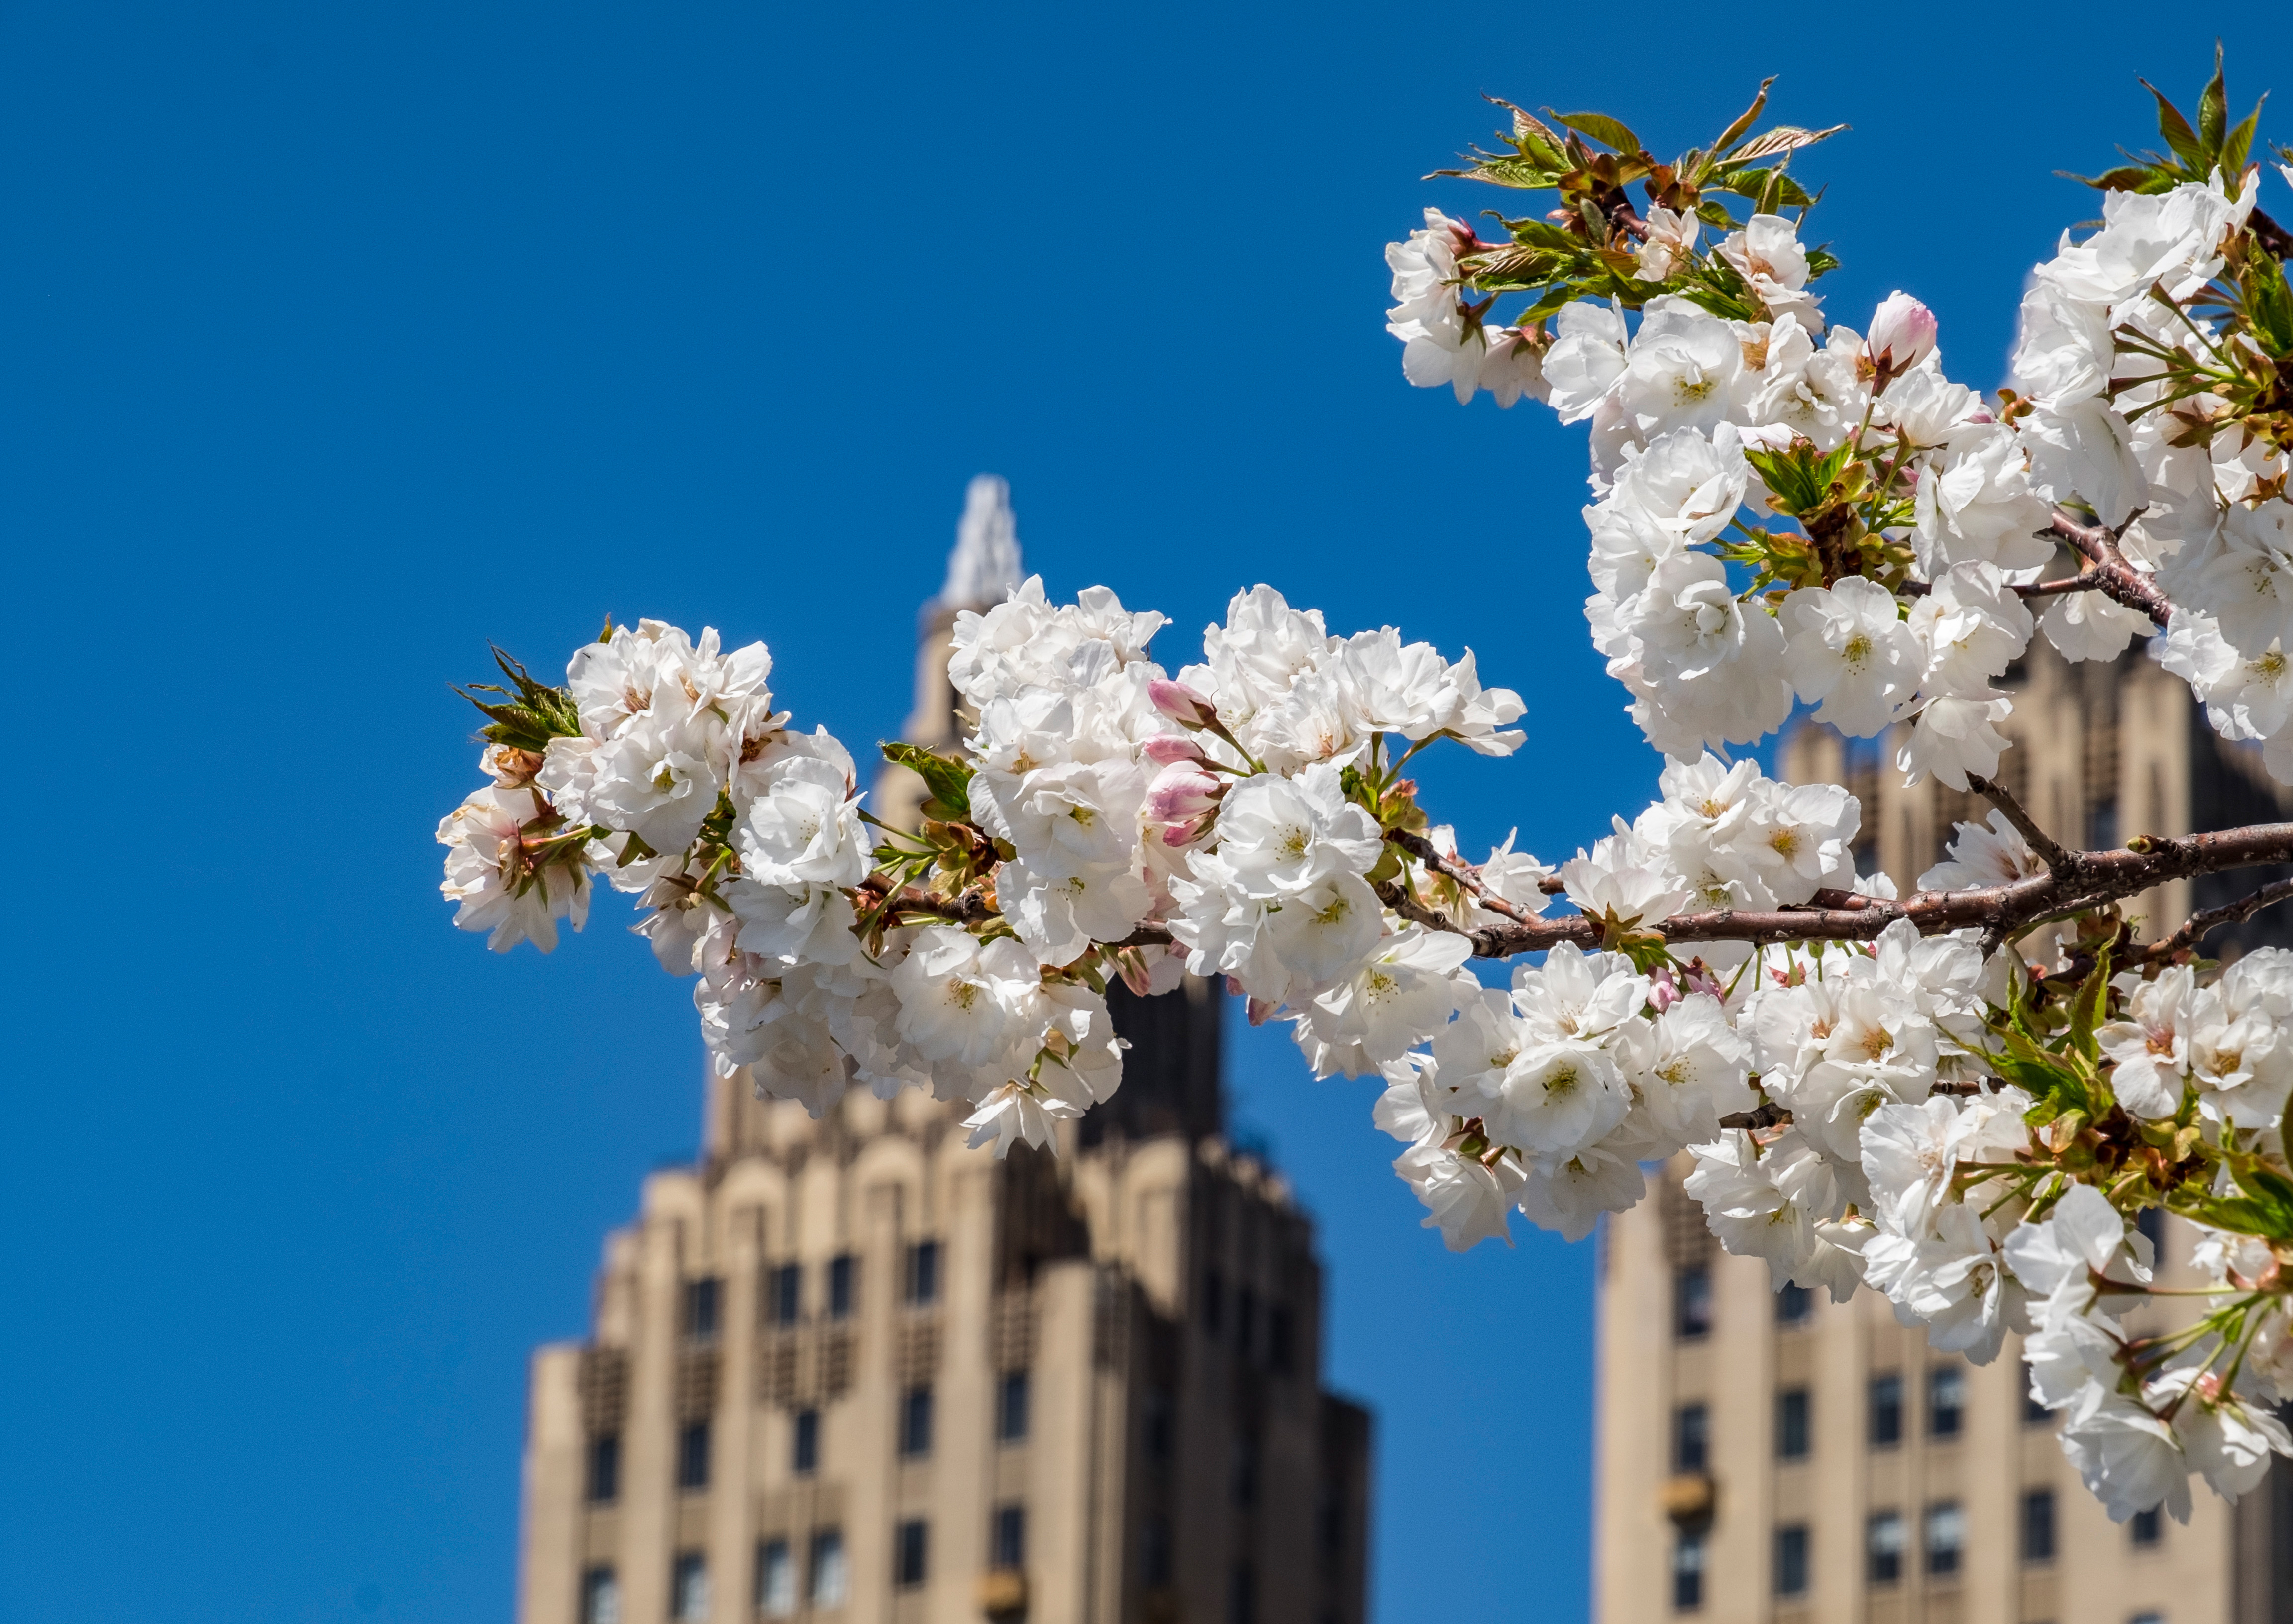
xmin=1866 ymin=291 xmax=1937 ymax=386
xmin=1141 ymin=733 xmax=1208 ymax=766
xmin=1146 ymin=763 xmax=1224 ymax=824
xmin=1148 ymin=678 xmax=1220 ymax=730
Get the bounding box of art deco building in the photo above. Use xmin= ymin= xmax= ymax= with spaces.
xmin=1594 ymin=610 xmax=2293 ymax=1624
xmin=516 ymin=478 xmax=1374 ymax=1624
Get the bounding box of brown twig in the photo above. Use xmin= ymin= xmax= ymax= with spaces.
xmin=1381 ymin=826 xmax=1547 ymax=928
xmin=2047 ymin=508 xmax=2173 ymax=630
xmin=1966 ymin=772 xmax=2077 ymax=880
xmin=2129 ymin=876 xmax=2293 ymax=967
xmin=1898 ymin=573 xmax=2111 ymax=602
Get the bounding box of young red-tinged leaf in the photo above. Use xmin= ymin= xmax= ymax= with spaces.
xmin=2068 ymin=943 xmax=2114 ymax=1061
xmin=1728 ymin=122 xmax=1847 ymax=164
xmin=2222 ymin=97 xmax=2266 ymax=178
xmin=1711 ymin=77 xmax=1775 ymax=159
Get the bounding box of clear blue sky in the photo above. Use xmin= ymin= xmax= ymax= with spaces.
xmin=4 ymin=4 xmax=2291 ymax=1621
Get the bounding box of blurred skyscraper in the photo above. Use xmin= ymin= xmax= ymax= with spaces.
xmin=516 ymin=478 xmax=1374 ymax=1624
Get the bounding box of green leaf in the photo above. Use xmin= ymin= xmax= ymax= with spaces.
xmin=2065 ymin=163 xmax=2167 ymax=192
xmin=2248 ymin=254 xmax=2293 ymax=358
xmin=2230 ymin=1158 xmax=2293 ymax=1227
xmin=2223 ymin=97 xmax=2267 ymax=177
xmin=880 ymin=741 xmax=974 ymax=820
xmin=1550 ymin=110 xmax=1641 ymax=154
xmin=2198 ymin=42 xmax=2227 ymax=159
xmin=2068 ymin=943 xmax=2114 ymax=1062
xmin=2142 ymin=78 xmax=2206 ymax=170
xmin=2185 ymin=1195 xmax=2287 ymax=1238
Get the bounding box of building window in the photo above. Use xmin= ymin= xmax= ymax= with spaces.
xmin=586 ymin=1433 xmax=620 ymax=1503
xmin=1203 ymin=1269 xmax=1225 ymax=1334
xmin=756 ymin=1539 xmax=795 ymax=1618
xmin=677 ymin=1421 xmax=710 ymax=1491
xmin=793 ymin=1408 xmax=821 ymax=1476
xmin=670 ymin=1552 xmax=709 ymax=1622
xmin=900 ymin=1386 xmax=934 ymax=1458
xmin=1928 ymin=1366 xmax=1965 ymax=1439
xmin=2129 ymin=1614 xmax=2165 ymax=1624
xmin=1270 ymin=1305 xmax=1295 ymax=1375
xmin=767 ymin=1263 xmax=801 ymax=1327
xmin=895 ymin=1518 xmax=929 ymax=1588
xmin=2131 ymin=1505 xmax=2163 ymax=1548
xmin=1776 ymin=1281 xmax=1813 ymax=1326
xmin=998 ymin=1370 xmax=1031 ymax=1443
xmin=1673 ymin=1403 xmax=1709 ymax=1474
xmin=2021 ymin=1488 xmax=2057 ymax=1564
xmin=1140 ymin=1516 xmax=1173 ymax=1586
xmin=2135 ymin=1205 xmax=2166 ymax=1262
xmin=1228 ymin=1562 xmax=1257 ymax=1624
xmin=1867 ymin=1510 xmax=1905 ymax=1584
xmin=1774 ymin=1524 xmax=1809 ymax=1598
xmin=1674 ymin=1266 xmax=1713 ymax=1340
xmin=1869 ymin=1374 xmax=1904 ymax=1447
xmin=684 ymin=1277 xmax=721 ymax=1342
xmin=2026 ymin=1386 xmax=2053 ymax=1425
xmin=810 ymin=1530 xmax=847 ymax=1608
xmin=828 ymin=1253 xmax=855 ymax=1319
xmin=1775 ymin=1388 xmax=1810 ymax=1461
xmin=1924 ymin=1501 xmax=1964 ymax=1577
xmin=905 ymin=1240 xmax=940 ymax=1306
xmin=1231 ymin=1431 xmax=1260 ymax=1506
xmin=582 ymin=1566 xmax=621 ymax=1624
xmin=1672 ymin=1529 xmax=1705 ymax=1611
xmin=993 ymin=1503 xmax=1026 ymax=1570
xmin=1144 ymin=1389 xmax=1174 ymax=1463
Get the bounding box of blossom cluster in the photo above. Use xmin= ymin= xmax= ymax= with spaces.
xmin=434 ymin=61 xmax=2293 ymax=1533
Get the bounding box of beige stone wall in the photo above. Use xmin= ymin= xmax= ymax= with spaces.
xmin=516 ymin=1086 xmax=1370 ymax=1624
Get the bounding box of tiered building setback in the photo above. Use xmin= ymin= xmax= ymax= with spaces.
xmin=1595 ymin=608 xmax=2293 ymax=1624
xmin=516 ymin=479 xmax=1373 ymax=1624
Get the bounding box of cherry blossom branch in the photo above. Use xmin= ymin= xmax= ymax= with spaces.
xmin=1380 ymin=826 xmax=1548 ymax=927
xmin=2047 ymin=508 xmax=2173 ymax=630
xmin=1897 ymin=573 xmax=2113 ymax=602
xmin=2128 ymin=876 xmax=2293 ymax=966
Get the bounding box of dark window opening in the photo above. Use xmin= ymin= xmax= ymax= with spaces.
xmin=1774 ymin=1524 xmax=1809 ymax=1597
xmin=1867 ymin=1510 xmax=1904 ymax=1585
xmin=1673 ymin=1403 xmax=1709 ymax=1474
xmin=2021 ymin=1488 xmax=2056 ymax=1564
xmin=1869 ymin=1374 xmax=1904 ymax=1448
xmin=1928 ymin=1366 xmax=1965 ymax=1439
xmin=828 ymin=1254 xmax=855 ymax=1320
xmin=767 ymin=1263 xmax=801 ymax=1327
xmin=1776 ymin=1389 xmax=1810 ymax=1461
xmin=755 ymin=1539 xmax=794 ymax=1618
xmin=2135 ymin=1205 xmax=2166 ymax=1261
xmin=1674 ymin=1267 xmax=1713 ymax=1340
xmin=810 ymin=1530 xmax=848 ymax=1607
xmin=1139 ymin=1517 xmax=1172 ymax=1587
xmin=900 ymin=1386 xmax=934 ymax=1458
xmin=586 ymin=1433 xmax=621 ymax=1504
xmin=1230 ymin=1431 xmax=1259 ymax=1507
xmin=895 ymin=1519 xmax=929 ymax=1588
xmin=1775 ymin=1281 xmax=1813 ymax=1326
xmin=1144 ymin=1389 xmax=1174 ymax=1464
xmin=1269 ymin=1306 xmax=1295 ymax=1375
xmin=2131 ymin=1505 xmax=2163 ymax=1548
xmin=1672 ymin=1530 xmax=1705 ymax=1611
xmin=581 ymin=1566 xmax=619 ymax=1624
xmin=677 ymin=1421 xmax=710 ymax=1491
xmin=684 ymin=1277 xmax=721 ymax=1342
xmin=998 ymin=1370 xmax=1031 ymax=1443
xmin=906 ymin=1241 xmax=940 ymax=1307
xmin=1924 ymin=1501 xmax=1963 ymax=1577
xmin=993 ymin=1504 xmax=1026 ymax=1570
xmin=793 ymin=1408 xmax=820 ymax=1475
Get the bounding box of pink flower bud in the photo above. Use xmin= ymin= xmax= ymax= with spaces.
xmin=1148 ymin=677 xmax=1220 ymax=730
xmin=1145 ymin=762 xmax=1223 ymax=824
xmin=1866 ymin=291 xmax=1937 ymax=382
xmin=1647 ymin=965 xmax=1681 ymax=1013
xmin=1141 ymin=733 xmax=1208 ymax=766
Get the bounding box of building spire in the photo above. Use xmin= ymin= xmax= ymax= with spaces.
xmin=937 ymin=474 xmax=1023 ymax=611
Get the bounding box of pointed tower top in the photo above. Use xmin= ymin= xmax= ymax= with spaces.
xmin=938 ymin=474 xmax=1023 ymax=611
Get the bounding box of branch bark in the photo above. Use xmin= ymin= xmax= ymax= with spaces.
xmin=2048 ymin=508 xmax=2173 ymax=631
